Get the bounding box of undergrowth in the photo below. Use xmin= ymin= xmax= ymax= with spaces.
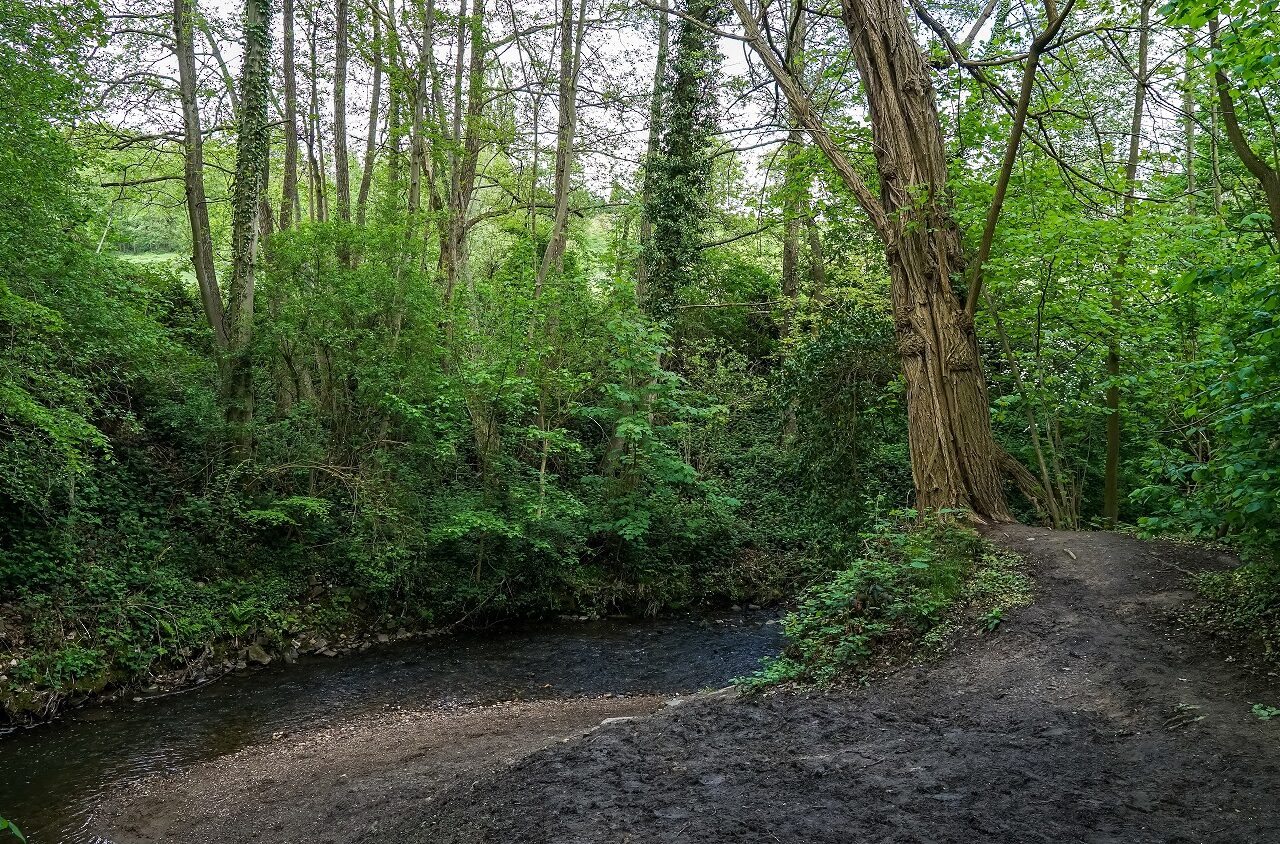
xmin=739 ymin=512 xmax=1033 ymax=690
xmin=1183 ymin=548 xmax=1280 ymax=662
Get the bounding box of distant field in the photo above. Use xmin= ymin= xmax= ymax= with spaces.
xmin=116 ymin=251 xmax=185 ymax=265
xmin=116 ymin=252 xmax=196 ymax=285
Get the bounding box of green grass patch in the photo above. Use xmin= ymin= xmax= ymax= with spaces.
xmin=739 ymin=513 xmax=1033 ymax=690
xmin=114 ymin=251 xmax=184 ymax=265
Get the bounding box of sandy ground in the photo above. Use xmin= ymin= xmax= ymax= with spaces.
xmin=96 ymin=527 xmax=1280 ymax=843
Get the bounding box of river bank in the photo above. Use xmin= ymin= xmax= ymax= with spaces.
xmin=95 ymin=695 xmax=671 ymax=843
xmin=83 ymin=526 xmax=1280 ymax=844
xmin=0 ymin=612 xmax=778 ymax=842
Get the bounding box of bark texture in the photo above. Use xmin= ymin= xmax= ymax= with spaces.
xmin=732 ymin=0 xmax=1012 ymax=519
xmin=840 ymin=0 xmax=1010 ymax=519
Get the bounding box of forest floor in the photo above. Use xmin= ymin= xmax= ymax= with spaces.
xmin=96 ymin=526 xmax=1280 ymax=844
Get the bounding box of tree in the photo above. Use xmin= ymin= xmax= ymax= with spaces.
xmin=334 ymin=0 xmax=352 ymax=223
xmin=642 ymin=0 xmax=723 ymax=322
xmin=1104 ymin=0 xmax=1152 ymax=528
xmin=173 ymin=0 xmax=273 ymax=456
xmin=731 ymin=0 xmax=1013 ymax=519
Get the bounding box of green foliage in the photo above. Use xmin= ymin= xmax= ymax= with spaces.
xmin=1252 ymin=703 xmax=1280 ymax=720
xmin=1182 ymin=551 xmax=1280 ymax=660
xmin=0 ymin=816 xmax=26 ymax=843
xmin=740 ymin=516 xmax=1031 ymax=690
xmin=1163 ymin=0 xmax=1280 ymax=89
xmin=7 ymin=0 xmax=1280 ymax=724
xmin=1133 ymin=261 xmax=1280 ymax=552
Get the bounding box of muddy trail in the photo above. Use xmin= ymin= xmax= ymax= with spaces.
xmin=93 ymin=527 xmax=1279 ymax=843
xmin=413 ymin=527 xmax=1280 ymax=843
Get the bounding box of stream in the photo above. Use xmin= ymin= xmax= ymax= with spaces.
xmin=0 ymin=612 xmax=779 ymax=843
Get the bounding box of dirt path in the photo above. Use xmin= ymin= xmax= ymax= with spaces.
xmin=95 ymin=528 xmax=1279 ymax=843
xmin=412 ymin=527 xmax=1280 ymax=843
xmin=93 ymin=696 xmax=665 ymax=843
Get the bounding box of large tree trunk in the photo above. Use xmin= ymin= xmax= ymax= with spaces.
xmin=840 ymin=0 xmax=1010 ymax=519
xmin=732 ymin=0 xmax=1011 ymax=520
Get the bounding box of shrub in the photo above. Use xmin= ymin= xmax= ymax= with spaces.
xmin=1184 ymin=551 xmax=1280 ymax=662
xmin=741 ymin=514 xmax=1032 ymax=689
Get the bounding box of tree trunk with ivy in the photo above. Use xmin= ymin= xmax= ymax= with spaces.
xmin=732 ymin=0 xmax=1011 ymax=520
xmin=223 ymin=0 xmax=273 ymax=458
xmin=174 ymin=0 xmax=272 ymax=461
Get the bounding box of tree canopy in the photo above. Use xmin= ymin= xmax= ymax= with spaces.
xmin=1 ymin=0 xmax=1277 ymax=721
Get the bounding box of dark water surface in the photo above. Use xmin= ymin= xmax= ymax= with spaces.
xmin=0 ymin=613 xmax=778 ymax=843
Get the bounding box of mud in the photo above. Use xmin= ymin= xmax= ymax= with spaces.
xmin=94 ymin=528 xmax=1280 ymax=843
xmin=94 ymin=696 xmax=666 ymax=843
xmin=418 ymin=527 xmax=1280 ymax=843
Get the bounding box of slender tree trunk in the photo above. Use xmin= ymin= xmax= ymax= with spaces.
xmin=173 ymin=0 xmax=227 ymax=353
xmin=986 ymin=291 xmax=1062 ymax=527
xmin=779 ymin=0 xmax=808 ymax=439
xmin=276 ymin=0 xmax=302 ymax=417
xmin=1104 ymin=0 xmax=1150 ymax=528
xmin=281 ymin=0 xmax=301 ymax=229
xmin=958 ymin=0 xmax=1072 ymax=316
xmin=634 ymin=0 xmax=669 ymax=302
xmin=197 ymin=12 xmax=240 ymax=115
xmin=1184 ymin=30 xmax=1196 ymax=215
xmin=407 ymin=0 xmax=426 ymax=216
xmin=307 ymin=10 xmax=328 ymax=223
xmin=223 ymin=0 xmax=275 ymax=459
xmin=804 ymin=211 xmax=826 ymax=308
xmin=334 ymin=0 xmax=352 ymax=222
xmin=439 ymin=0 xmax=486 ymax=310
xmin=778 ymin=0 xmax=805 ymax=342
xmin=1210 ymin=103 xmax=1223 ymax=215
xmin=356 ymin=2 xmax=382 ymax=225
xmin=779 ymin=136 xmax=801 ymax=343
xmin=534 ymin=0 xmax=586 ymax=294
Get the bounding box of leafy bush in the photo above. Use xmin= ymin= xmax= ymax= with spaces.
xmin=741 ymin=515 xmax=1032 ymax=689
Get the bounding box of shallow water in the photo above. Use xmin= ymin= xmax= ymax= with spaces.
xmin=0 ymin=613 xmax=778 ymax=843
